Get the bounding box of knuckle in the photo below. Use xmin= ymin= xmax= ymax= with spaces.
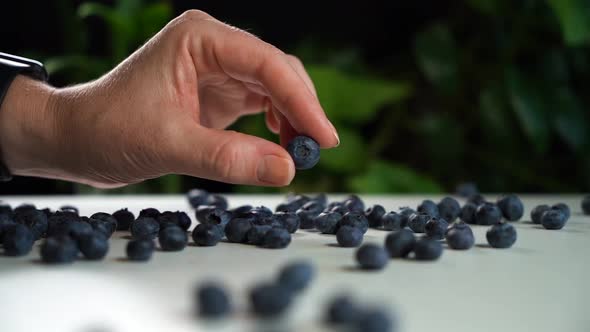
xmin=179 ymin=9 xmax=213 ymax=21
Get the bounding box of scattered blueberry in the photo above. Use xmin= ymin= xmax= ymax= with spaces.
xmin=225 ymin=218 xmax=253 ymax=243
xmin=246 ymin=225 xmax=272 ymax=245
xmin=355 ymin=244 xmax=388 ymax=270
xmin=273 ymin=212 xmax=300 ymax=233
xmin=381 ymin=212 xmax=404 ymax=231
xmin=113 ymin=208 xmax=135 ymax=231
xmin=59 ymin=205 xmax=79 ymax=215
xmin=343 ymin=195 xmax=365 ymax=213
xmin=196 ymin=206 xmax=231 ymax=229
xmin=250 ymin=206 xmax=274 ymax=220
xmin=445 ymin=221 xmax=475 ymax=250
xmin=474 ymin=202 xmax=502 ymax=225
xmin=14 ymin=208 xmax=48 ymax=240
xmin=315 ymin=212 xmax=342 ymax=234
xmin=229 ymin=205 xmax=253 ymax=218
xmin=278 ymin=261 xmax=315 ymax=293
xmin=486 ymin=222 xmax=517 ymax=248
xmin=456 ymin=182 xmax=479 ymax=198
xmin=130 ymin=217 xmax=160 ymax=239
xmin=551 ymin=203 xmax=570 ymax=220
xmin=139 ymin=208 xmax=160 ymax=219
xmin=336 ymin=226 xmax=364 ymax=247
xmin=126 ymin=239 xmax=155 ymax=261
xmin=0 ymin=214 xmax=16 ymax=244
xmin=2 ymin=224 xmax=34 ymax=256
xmin=296 ymin=208 xmax=320 ymax=230
xmin=459 ymin=203 xmax=477 ymax=224
xmin=541 ymin=209 xmax=568 ymax=230
xmin=78 ymin=231 xmax=109 ymax=260
xmin=249 ymin=282 xmax=293 ymax=317
xmin=325 ymin=295 xmax=360 ymax=325
xmin=438 ymin=197 xmax=461 ymax=222
xmin=408 ymin=213 xmax=430 ymax=233
xmin=417 ymin=199 xmax=439 ymax=218
xmin=424 ymin=217 xmax=449 ymax=240
xmin=398 ymin=207 xmax=416 ymax=228
xmin=339 ymin=212 xmax=369 ymax=234
xmin=90 ymin=212 xmax=118 ymax=236
xmin=206 ymin=194 xmax=229 ymax=210
xmin=13 ymin=204 xmax=36 ymax=215
xmin=467 ymin=194 xmax=486 ymax=206
xmin=413 ymin=237 xmax=443 ymax=261
xmin=0 ymin=202 xmax=13 ymax=215
xmin=197 ymin=283 xmax=232 ymax=318
xmin=582 ymin=195 xmax=590 ymax=215
xmin=192 ymin=223 xmax=223 ymax=246
xmin=497 ymin=194 xmax=524 ymax=221
xmin=286 ymin=135 xmax=320 ymax=170
xmin=262 ymin=227 xmax=291 ymax=249
xmin=40 ymin=235 xmax=79 ymax=264
xmin=158 ymin=226 xmax=188 ymax=251
xmin=384 ymin=229 xmax=416 ymax=258
xmin=187 ymin=189 xmax=209 ymax=208
xmin=530 ymin=205 xmax=550 ymax=224
xmin=355 ymin=308 xmax=394 ymax=332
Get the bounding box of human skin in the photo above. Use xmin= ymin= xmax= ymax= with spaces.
xmin=0 ymin=10 xmax=339 ymax=189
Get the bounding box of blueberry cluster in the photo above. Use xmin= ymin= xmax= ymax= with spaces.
xmin=530 ymin=202 xmax=571 ymax=230
xmin=325 ymin=294 xmax=396 ymax=332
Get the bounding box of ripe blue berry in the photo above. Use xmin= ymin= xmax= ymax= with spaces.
xmin=196 ymin=206 xmax=231 ymax=229
xmin=225 ymin=218 xmax=253 ymax=243
xmin=187 ymin=189 xmax=210 ymax=208
xmin=325 ymin=295 xmax=360 ymax=325
xmin=14 ymin=208 xmax=48 ymax=240
xmin=551 ymin=203 xmax=570 ymax=220
xmin=41 ymin=235 xmax=79 ymax=264
xmin=355 ymin=308 xmax=394 ymax=332
xmin=413 ymin=238 xmax=443 ymax=260
xmin=197 ymin=283 xmax=232 ymax=318
xmin=286 ymin=135 xmax=320 ymax=170
xmin=90 ymin=212 xmax=118 ymax=235
xmin=126 ymin=239 xmax=154 ymax=261
xmin=139 ymin=208 xmax=160 ymax=219
xmin=2 ymin=224 xmax=34 ymax=256
xmin=486 ymin=222 xmax=517 ymax=248
xmin=246 ymin=225 xmax=272 ymax=245
xmin=278 ymin=261 xmax=315 ymax=293
xmin=497 ymin=194 xmax=524 ymax=221
xmin=437 ymin=197 xmax=460 ymax=222
xmin=0 ymin=214 xmax=16 ymax=244
xmin=158 ymin=226 xmax=188 ymax=251
xmin=381 ymin=212 xmax=404 ymax=231
xmin=192 ymin=223 xmax=222 ymax=246
xmin=456 ymin=182 xmax=479 ymax=198
xmin=424 ymin=217 xmax=449 ymax=240
xmin=262 ymin=228 xmax=291 ymax=249
xmin=336 ymin=226 xmax=364 ymax=247
xmin=582 ymin=195 xmax=590 ymax=215
xmin=131 ymin=217 xmax=160 ymax=239
xmin=339 ymin=212 xmax=369 ymax=234
xmin=445 ymin=221 xmax=475 ymax=250
xmin=541 ymin=209 xmax=568 ymax=230
xmin=459 ymin=203 xmax=477 ymax=224
xmin=475 ymin=203 xmax=502 ymax=225
xmin=467 ymin=194 xmax=486 ymax=206
xmin=365 ymin=204 xmax=386 ymax=228
xmin=398 ymin=207 xmax=416 ymax=227
xmin=59 ymin=205 xmax=79 ymax=215
xmin=417 ymin=200 xmax=439 ymax=218
xmin=78 ymin=231 xmax=109 ymax=260
xmin=315 ymin=212 xmax=342 ymax=234
xmin=408 ymin=213 xmax=430 ymax=233
xmin=343 ymin=195 xmax=365 ymax=213
xmin=249 ymin=282 xmax=293 ymax=317
xmin=384 ymin=229 xmax=416 ymax=258
xmin=229 ymin=205 xmax=253 ymax=217
xmin=355 ymin=244 xmax=388 ymax=270
xmin=113 ymin=208 xmax=135 ymax=231
xmin=273 ymin=212 xmax=300 ymax=233
xmin=296 ymin=207 xmax=321 ymax=230
xmin=206 ymin=194 xmax=229 ymax=210
xmin=531 ymin=205 xmax=550 ymax=224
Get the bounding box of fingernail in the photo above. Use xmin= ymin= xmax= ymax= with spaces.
xmin=257 ymin=155 xmax=295 ymax=185
xmin=329 ymin=122 xmax=340 ymax=147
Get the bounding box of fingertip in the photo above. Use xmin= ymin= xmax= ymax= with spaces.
xmin=256 ymin=154 xmax=295 ymax=186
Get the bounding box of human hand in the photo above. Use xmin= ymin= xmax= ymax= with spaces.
xmin=0 ymin=10 xmax=339 ymax=188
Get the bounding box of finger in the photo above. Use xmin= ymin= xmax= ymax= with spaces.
xmin=191 ymin=18 xmax=339 ymax=148
xmin=278 ymin=111 xmax=299 ymax=148
xmin=285 ymin=54 xmax=317 ymax=98
xmin=265 ymin=107 xmax=280 ymax=134
xmin=167 ymin=124 xmax=295 ymax=186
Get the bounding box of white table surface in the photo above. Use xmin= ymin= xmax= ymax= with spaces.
xmin=0 ymin=194 xmax=588 ymax=332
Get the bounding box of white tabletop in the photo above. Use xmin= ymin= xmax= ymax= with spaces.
xmin=0 ymin=194 xmax=588 ymax=332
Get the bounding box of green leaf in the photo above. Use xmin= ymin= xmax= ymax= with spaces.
xmin=505 ymin=68 xmax=550 ymax=153
xmin=414 ymin=24 xmax=459 ymax=94
xmin=319 ymin=128 xmax=367 ymax=173
xmin=547 ymin=0 xmax=590 ymax=46
xmin=306 ymin=66 xmax=412 ymax=125
xmin=349 ymin=161 xmax=442 ymax=193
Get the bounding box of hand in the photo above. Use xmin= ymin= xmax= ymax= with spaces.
xmin=0 ymin=10 xmax=339 ymax=188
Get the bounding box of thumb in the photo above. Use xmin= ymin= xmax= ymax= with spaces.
xmin=167 ymin=125 xmax=295 ymax=186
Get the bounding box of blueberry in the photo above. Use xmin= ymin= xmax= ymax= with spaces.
xmin=0 ymin=214 xmax=16 ymax=244
xmin=78 ymin=231 xmax=109 ymax=260
xmin=14 ymin=203 xmax=36 ymax=215
xmin=339 ymin=212 xmax=369 ymax=234
xmin=46 ymin=213 xmax=79 ymax=238
xmin=89 ymin=219 xmax=112 ymax=238
xmin=301 ymin=200 xmax=325 ymax=216
xmin=355 ymin=308 xmax=394 ymax=332
xmin=192 ymin=223 xmax=223 ymax=246
xmin=40 ymin=235 xmax=79 ymax=264
xmin=413 ymin=238 xmax=443 ymax=261
xmin=486 ymin=222 xmax=517 ymax=248
xmin=325 ymin=295 xmax=360 ymax=325
xmin=356 ymin=244 xmax=388 ymax=270
xmin=343 ymin=195 xmax=365 ymax=213
xmin=456 ymin=182 xmax=479 ymax=198
xmin=384 ymin=229 xmax=416 ymax=258
xmin=407 ymin=213 xmax=430 ymax=233
xmin=59 ymin=205 xmax=79 ymax=215
xmin=551 ymin=203 xmax=570 ymax=220
xmin=336 ymin=226 xmax=364 ymax=247
xmin=262 ymin=228 xmax=291 ymax=249
xmin=381 ymin=212 xmax=404 ymax=231
xmin=437 ymin=197 xmax=460 ymax=222
xmin=249 ymin=282 xmax=293 ymax=317
xmin=296 ymin=208 xmax=318 ymax=230
xmin=541 ymin=209 xmax=568 ymax=230
xmin=229 ymin=205 xmax=253 ymax=217
xmin=197 ymin=283 xmax=232 ymax=318
xmin=187 ymin=189 xmax=210 ymax=208
xmin=126 ymin=239 xmax=154 ymax=261
xmin=467 ymin=194 xmax=486 ymax=206
xmin=225 ymin=218 xmax=253 ymax=243
xmin=274 ymin=212 xmax=300 ymax=233
xmin=459 ymin=203 xmax=478 ymax=224
xmin=2 ymin=224 xmax=34 ymax=256
xmin=130 ymin=217 xmax=160 ymax=240
xmin=112 ymin=208 xmax=135 ymax=231
xmin=250 ymin=206 xmax=274 ymax=220
xmin=530 ymin=205 xmax=549 ymax=224
xmin=311 ymin=193 xmax=328 ymax=209
xmin=14 ymin=208 xmax=48 ymax=240
xmin=424 ymin=217 xmax=449 ymax=240
xmin=0 ymin=202 xmax=13 ymax=215
xmin=474 ymin=203 xmax=502 ymax=225
xmin=445 ymin=221 xmax=475 ymax=250
xmin=330 ymin=204 xmax=350 ymax=215
xmin=417 ymin=200 xmax=439 ymax=218
xmin=173 ymin=211 xmax=192 ymax=231
xmin=278 ymin=261 xmax=315 ymax=293
xmin=90 ymin=212 xmax=118 ymax=236
xmin=398 ymin=207 xmax=416 ymax=227
xmin=196 ymin=206 xmax=231 ymax=229
xmin=582 ymin=195 xmax=590 ymax=215
xmin=68 ymin=221 xmax=94 ymax=240
xmin=158 ymin=226 xmax=188 ymax=251
xmin=497 ymin=194 xmax=524 ymax=221
xmin=206 ymin=194 xmax=229 ymax=210
xmin=275 ymin=202 xmax=301 ymax=213
xmin=315 ymin=212 xmax=342 ymax=234
xmin=246 ymin=225 xmax=272 ymax=245
xmin=138 ymin=208 xmax=160 ymax=219
xmin=286 ymin=135 xmax=320 ymax=170
xmin=365 ymin=205 xmax=386 ymax=228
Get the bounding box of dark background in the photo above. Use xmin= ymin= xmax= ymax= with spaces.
xmin=1 ymin=0 xmax=589 ymax=195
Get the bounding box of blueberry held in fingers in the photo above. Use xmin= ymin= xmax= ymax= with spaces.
xmin=286 ymin=136 xmax=320 ymax=170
